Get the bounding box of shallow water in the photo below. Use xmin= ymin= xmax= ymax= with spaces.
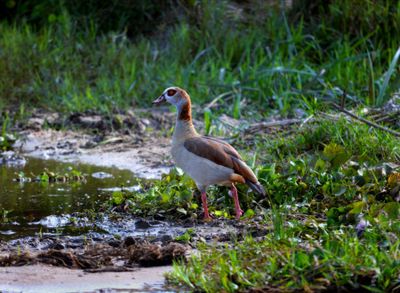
xmin=0 ymin=157 xmax=138 ymax=239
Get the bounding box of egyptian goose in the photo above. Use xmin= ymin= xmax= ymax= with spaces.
xmin=153 ymin=87 xmax=265 ymax=220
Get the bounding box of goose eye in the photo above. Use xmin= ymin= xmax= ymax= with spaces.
xmin=167 ymin=89 xmax=177 ymax=96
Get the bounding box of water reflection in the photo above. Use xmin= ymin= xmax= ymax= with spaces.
xmin=0 ymin=157 xmax=138 ymax=239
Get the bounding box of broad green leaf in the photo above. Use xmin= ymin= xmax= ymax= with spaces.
xmin=323 ymin=143 xmax=350 ymax=169
xmin=383 ymin=202 xmax=400 ymax=219
xmin=112 ymin=191 xmax=124 ymax=205
xmin=332 ymin=184 xmax=347 ymax=196
xmin=349 ymin=201 xmax=365 ymax=214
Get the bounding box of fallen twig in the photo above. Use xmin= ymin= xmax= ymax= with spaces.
xmin=332 ymin=103 xmax=400 ymax=137
xmin=245 ymin=119 xmax=304 ymax=134
xmin=84 ymin=267 xmax=137 ymax=273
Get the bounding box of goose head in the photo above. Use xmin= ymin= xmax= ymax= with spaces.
xmin=152 ymin=87 xmax=190 ymax=108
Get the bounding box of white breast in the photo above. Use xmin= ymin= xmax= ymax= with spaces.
xmin=171 ymin=143 xmax=233 ymax=189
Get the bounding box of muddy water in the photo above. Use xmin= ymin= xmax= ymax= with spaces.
xmin=0 ymin=157 xmax=138 ymax=239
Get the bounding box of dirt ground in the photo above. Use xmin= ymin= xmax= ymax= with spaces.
xmin=16 ymin=127 xmax=172 ymax=179
xmin=0 ymin=264 xmax=171 ymax=293
xmin=13 ymin=108 xmax=180 ymax=179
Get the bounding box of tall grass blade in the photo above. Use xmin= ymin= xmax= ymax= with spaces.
xmin=204 ymin=109 xmax=212 ymax=135
xmin=367 ymin=52 xmax=375 ymax=106
xmin=377 ymin=47 xmax=400 ymax=106
xmin=233 ymin=93 xmax=241 ymax=119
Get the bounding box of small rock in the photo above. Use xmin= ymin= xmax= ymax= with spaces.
xmin=157 ymin=235 xmax=172 ymax=244
xmin=56 ymin=140 xmax=77 ymax=149
xmin=81 ymin=140 xmax=98 ymax=149
xmin=107 ymin=239 xmax=121 ymax=248
xmin=123 ymin=236 xmax=138 ymax=247
xmin=48 ymin=242 xmax=65 ymax=250
xmin=45 ymin=113 xmax=61 ymax=126
xmin=0 ymin=151 xmax=26 ymax=167
xmin=135 ymin=219 xmax=151 ymax=229
xmin=383 ymin=93 xmax=400 ymax=113
xmin=26 ymin=117 xmax=45 ymax=131
xmin=70 ymin=114 xmax=105 ymax=129
xmin=140 ymin=118 xmax=151 ymax=126
xmin=91 ymin=172 xmax=113 ymax=179
xmin=0 ymin=230 xmax=16 ymax=235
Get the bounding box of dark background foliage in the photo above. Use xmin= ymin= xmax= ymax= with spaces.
xmin=0 ymin=0 xmax=176 ymax=36
xmin=0 ymin=0 xmax=399 ymax=112
xmin=2 ymin=0 xmax=399 ymax=47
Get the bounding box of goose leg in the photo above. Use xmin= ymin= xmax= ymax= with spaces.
xmin=231 ymin=183 xmax=243 ymax=220
xmin=201 ymin=191 xmax=212 ymax=221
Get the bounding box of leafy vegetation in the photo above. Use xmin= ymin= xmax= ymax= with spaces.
xmin=169 ymin=227 xmax=400 ymax=292
xmin=15 ymin=168 xmax=86 ymax=183
xmin=1 ymin=1 xmax=400 ymax=115
xmin=0 ymin=209 xmax=12 ymax=224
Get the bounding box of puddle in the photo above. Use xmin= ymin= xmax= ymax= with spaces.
xmin=0 ymin=157 xmax=139 ymax=239
xmin=0 ymin=156 xmax=245 ymax=243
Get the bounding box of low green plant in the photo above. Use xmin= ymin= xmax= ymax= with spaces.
xmin=15 ymin=168 xmax=86 ymax=183
xmin=175 ymin=228 xmax=195 ymax=243
xmin=0 ymin=209 xmax=12 ymax=224
xmin=0 ymin=114 xmax=11 ymax=151
xmin=168 ymin=226 xmax=400 ymax=292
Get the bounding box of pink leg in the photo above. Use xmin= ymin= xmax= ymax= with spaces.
xmin=231 ymin=184 xmax=243 ymax=220
xmin=201 ymin=191 xmax=212 ymax=221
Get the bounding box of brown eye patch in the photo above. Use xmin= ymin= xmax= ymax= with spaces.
xmin=167 ymin=89 xmax=177 ymax=96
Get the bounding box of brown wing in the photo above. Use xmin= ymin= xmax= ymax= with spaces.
xmin=183 ymin=136 xmax=258 ymax=183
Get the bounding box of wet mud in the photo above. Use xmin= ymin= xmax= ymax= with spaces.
xmin=0 ymin=239 xmax=187 ymax=270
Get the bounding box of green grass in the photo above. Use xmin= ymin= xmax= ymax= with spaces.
xmin=1 ymin=1 xmax=400 ymax=116
xmin=166 ymin=119 xmax=399 ymax=291
xmin=168 ymin=224 xmax=400 ymax=292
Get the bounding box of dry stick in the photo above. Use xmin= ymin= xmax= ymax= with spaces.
xmin=375 ymin=110 xmax=400 ymax=123
xmin=246 ymin=119 xmax=304 ymax=134
xmin=332 ymin=103 xmax=400 ymax=137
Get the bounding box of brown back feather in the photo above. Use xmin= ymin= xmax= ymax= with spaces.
xmin=183 ymin=136 xmax=258 ymax=183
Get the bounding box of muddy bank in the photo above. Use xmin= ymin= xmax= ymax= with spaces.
xmin=12 ymin=107 xmax=206 ymax=179
xmin=0 ymin=231 xmax=187 ymax=292
xmin=16 ymin=128 xmax=172 ymax=179
xmin=0 ymin=217 xmax=269 ymax=268
xmin=13 ymin=108 xmax=176 ymax=179
xmin=0 ymin=216 xmax=269 ymax=291
xmin=0 ymin=239 xmax=187 ymax=269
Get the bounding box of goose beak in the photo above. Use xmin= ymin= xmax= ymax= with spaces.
xmin=152 ymin=94 xmax=166 ymax=106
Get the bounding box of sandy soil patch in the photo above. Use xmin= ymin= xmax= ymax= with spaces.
xmin=0 ymin=264 xmax=171 ymax=293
